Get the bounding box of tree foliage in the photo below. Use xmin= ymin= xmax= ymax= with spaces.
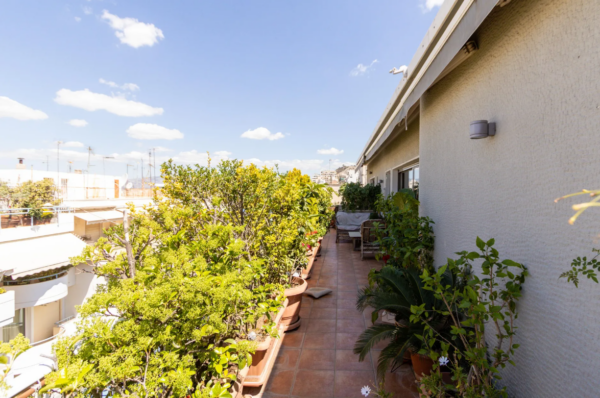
xmin=374 ymin=190 xmax=435 ymax=271
xmin=0 ymin=179 xmax=59 ymax=218
xmin=47 ymin=159 xmax=332 ymax=397
xmin=339 ymin=182 xmax=381 ymax=211
xmin=412 ymin=238 xmax=528 ymax=397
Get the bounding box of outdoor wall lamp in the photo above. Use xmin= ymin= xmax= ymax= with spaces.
xmin=470 ymin=120 xmax=496 ymax=139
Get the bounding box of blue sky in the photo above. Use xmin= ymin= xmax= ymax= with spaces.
xmin=0 ymin=0 xmax=442 ymax=177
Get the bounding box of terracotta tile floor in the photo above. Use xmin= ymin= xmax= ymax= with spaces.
xmin=242 ymin=232 xmax=420 ymax=398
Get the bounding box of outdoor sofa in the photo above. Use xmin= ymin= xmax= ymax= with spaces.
xmin=335 ymin=211 xmax=372 ymax=243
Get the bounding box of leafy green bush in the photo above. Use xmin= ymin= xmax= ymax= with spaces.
xmin=0 ymin=179 xmax=59 ymax=219
xmin=48 ymin=160 xmax=332 ymax=397
xmin=412 ymin=238 xmax=528 ymax=398
xmin=355 ymin=266 xmax=462 ymax=377
xmin=339 ymin=182 xmax=381 ymax=211
xmin=374 ymin=190 xmax=435 ymax=271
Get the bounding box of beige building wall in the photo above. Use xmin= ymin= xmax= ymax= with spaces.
xmin=33 ymin=300 xmax=60 ymax=342
xmin=366 ymin=117 xmax=419 ymax=195
xmin=418 ymin=0 xmax=600 ymax=396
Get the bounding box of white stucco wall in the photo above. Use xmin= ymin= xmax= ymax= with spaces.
xmin=366 ymin=118 xmax=420 ymax=196
xmin=419 ymin=0 xmax=600 ymax=396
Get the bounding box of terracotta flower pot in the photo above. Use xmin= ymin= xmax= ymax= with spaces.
xmin=242 ymin=301 xmax=287 ymax=388
xmin=231 ymin=366 xmax=249 ymax=397
xmin=301 ymin=255 xmax=316 ymax=280
xmin=281 ymin=277 xmax=307 ymax=331
xmin=410 ymin=352 xmax=434 ymax=381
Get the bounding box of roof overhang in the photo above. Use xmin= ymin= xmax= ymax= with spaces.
xmin=357 ymin=0 xmax=499 ymax=167
xmin=74 ymin=210 xmax=125 ymax=225
xmin=0 ymin=233 xmax=87 ymax=279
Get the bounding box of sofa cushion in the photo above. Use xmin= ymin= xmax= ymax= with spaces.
xmin=336 ymin=211 xmax=371 ymax=227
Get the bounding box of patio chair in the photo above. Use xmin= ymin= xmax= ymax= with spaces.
xmin=360 ymin=219 xmax=385 ymax=260
xmin=335 ymin=211 xmax=371 ymax=243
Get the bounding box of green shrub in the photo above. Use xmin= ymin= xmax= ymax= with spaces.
xmin=48 ymin=160 xmax=332 ymax=397
xmin=374 ymin=190 xmax=435 ymax=271
xmin=339 ymin=182 xmax=381 ymax=211
xmin=354 ymin=266 xmax=462 ymax=377
xmin=411 ymin=238 xmax=528 ymax=398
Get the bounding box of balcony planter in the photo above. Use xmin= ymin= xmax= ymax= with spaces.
xmin=301 ymin=253 xmax=316 ymax=280
xmin=280 ymin=277 xmax=307 ymax=331
xmin=231 ymin=365 xmax=249 ymax=397
xmin=410 ymin=352 xmax=434 ymax=381
xmin=242 ymin=301 xmax=287 ymax=388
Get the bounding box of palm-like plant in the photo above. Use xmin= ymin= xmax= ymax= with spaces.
xmin=354 ymin=266 xmax=461 ymax=377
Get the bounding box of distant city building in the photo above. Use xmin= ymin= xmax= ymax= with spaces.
xmin=335 ymin=164 xmax=358 ymax=184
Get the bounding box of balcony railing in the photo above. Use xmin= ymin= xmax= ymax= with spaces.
xmin=3 ymin=268 xmax=70 ymax=286
xmin=0 ymin=206 xmax=73 ymax=230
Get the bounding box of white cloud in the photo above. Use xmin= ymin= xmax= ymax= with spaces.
xmin=420 ymin=0 xmax=445 ymax=12
xmin=99 ymin=78 xmax=140 ymax=91
xmin=83 ymin=6 xmax=93 ymax=15
xmin=74 ymin=16 xmax=82 ymax=22
xmin=0 ymin=96 xmax=48 ymax=120
xmin=126 ymin=123 xmax=184 ymax=140
xmin=54 ymin=89 xmax=163 ymax=117
xmin=241 ymin=127 xmax=285 ymax=141
xmin=350 ymin=59 xmax=378 ymax=77
xmin=154 ymin=146 xmax=171 ymax=152
xmin=67 ymin=119 xmax=88 ymax=127
xmin=101 ymin=10 xmax=164 ymax=48
xmin=63 ymin=141 xmax=84 ymax=148
xmin=317 ymin=147 xmax=344 ymax=155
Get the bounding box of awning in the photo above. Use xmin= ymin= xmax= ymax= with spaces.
xmin=0 ymin=233 xmax=88 ymax=279
xmin=74 ymin=210 xmax=124 ymax=225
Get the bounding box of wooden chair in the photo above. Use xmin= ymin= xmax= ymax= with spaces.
xmin=360 ymin=219 xmax=385 ymax=260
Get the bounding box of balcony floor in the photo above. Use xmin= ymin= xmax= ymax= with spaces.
xmin=242 ymin=231 xmax=419 ymax=398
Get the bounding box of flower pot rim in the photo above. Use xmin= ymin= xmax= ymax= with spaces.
xmin=284 ymin=277 xmax=308 ymax=296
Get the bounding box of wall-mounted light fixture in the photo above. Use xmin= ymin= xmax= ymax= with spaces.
xmin=470 ymin=120 xmax=496 ymax=139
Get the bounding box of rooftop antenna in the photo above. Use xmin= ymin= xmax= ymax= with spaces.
xmin=148 ymin=150 xmax=153 ymax=185
xmin=152 ymin=148 xmax=156 ymax=183
xmin=56 ymin=141 xmax=63 ymax=200
xmin=42 ymin=155 xmax=50 ymax=171
xmin=141 ymin=158 xmax=144 ymax=190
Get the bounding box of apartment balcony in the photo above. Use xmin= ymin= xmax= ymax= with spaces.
xmin=0 ymin=291 xmax=15 ymax=327
xmin=4 ymin=268 xmax=72 ymax=309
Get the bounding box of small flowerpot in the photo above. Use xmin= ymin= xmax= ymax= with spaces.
xmin=301 ymin=256 xmax=316 ymax=280
xmin=243 ymin=328 xmax=284 ymax=387
xmin=441 ymin=370 xmax=453 ymax=385
xmin=231 ymin=366 xmax=249 ymax=397
xmin=281 ymin=277 xmax=308 ymax=331
xmin=243 ymin=301 xmax=287 ymax=388
xmin=410 ymin=352 xmax=434 ymax=381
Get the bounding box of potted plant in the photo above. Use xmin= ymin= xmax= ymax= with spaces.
xmin=280 ymin=277 xmax=308 ymax=331
xmin=354 ymin=266 xmax=461 ymax=379
xmin=243 ymin=298 xmax=288 ymax=387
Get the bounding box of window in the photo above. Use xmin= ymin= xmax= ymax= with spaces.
xmin=398 ymin=165 xmax=419 ymax=199
xmin=2 ymin=308 xmax=25 ymax=343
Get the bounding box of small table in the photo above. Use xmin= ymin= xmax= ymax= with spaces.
xmin=348 ymin=231 xmax=361 ymax=251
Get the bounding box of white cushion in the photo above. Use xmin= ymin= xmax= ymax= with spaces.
xmin=336 ymin=212 xmax=371 ymax=228
xmin=304 ymin=287 xmax=333 ymax=298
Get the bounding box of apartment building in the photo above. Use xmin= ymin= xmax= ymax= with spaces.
xmin=356 ymin=0 xmax=600 ymax=396
xmin=0 ymin=197 xmax=152 ymax=397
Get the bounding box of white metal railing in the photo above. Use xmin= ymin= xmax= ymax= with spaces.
xmin=0 ymin=206 xmax=73 ymax=230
